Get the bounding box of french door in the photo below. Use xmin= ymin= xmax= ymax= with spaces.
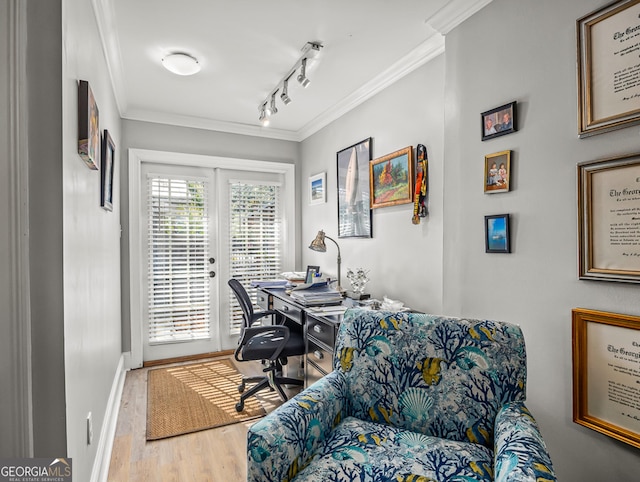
xmin=138 ymin=159 xmax=290 ymax=363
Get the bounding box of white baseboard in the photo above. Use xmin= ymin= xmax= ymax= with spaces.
xmin=91 ymin=353 xmax=128 ymax=482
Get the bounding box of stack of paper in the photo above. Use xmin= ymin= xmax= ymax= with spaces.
xmin=289 ymin=285 xmax=343 ymax=306
xmin=250 ymin=279 xmax=289 ymax=289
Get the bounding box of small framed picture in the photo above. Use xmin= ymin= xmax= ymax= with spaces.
xmin=485 ymin=214 xmax=511 ymax=253
xmin=101 ymin=129 xmax=115 ymax=211
xmin=305 ymin=265 xmax=320 ymax=284
xmin=78 ymin=80 xmax=100 ymax=170
xmin=484 ymin=150 xmax=511 ymax=193
xmin=369 ymin=146 xmax=414 ymax=209
xmin=481 ymin=101 xmax=517 ymax=141
xmin=309 ymin=172 xmax=326 ymax=205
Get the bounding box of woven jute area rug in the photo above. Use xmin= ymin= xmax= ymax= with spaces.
xmin=146 ymin=358 xmax=266 ymax=440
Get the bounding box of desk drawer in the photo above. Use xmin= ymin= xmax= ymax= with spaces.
xmin=306 ymin=316 xmax=335 ymax=348
xmin=307 ymin=339 xmax=333 ymax=374
xmin=255 ymin=291 xmax=270 ymax=311
xmin=273 ymin=297 xmax=303 ymax=325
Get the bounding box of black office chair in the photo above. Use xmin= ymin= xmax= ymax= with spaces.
xmin=228 ymin=279 xmax=305 ymax=412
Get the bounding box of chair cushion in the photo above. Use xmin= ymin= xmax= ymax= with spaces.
xmin=243 ymin=330 xmax=305 ymax=360
xmin=292 ymin=416 xmax=494 ymax=482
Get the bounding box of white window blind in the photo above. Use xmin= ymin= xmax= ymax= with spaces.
xmin=228 ymin=181 xmax=282 ymax=333
xmin=147 ymin=176 xmax=210 ymax=343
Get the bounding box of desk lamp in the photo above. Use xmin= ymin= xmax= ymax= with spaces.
xmin=308 ymin=230 xmax=343 ymax=293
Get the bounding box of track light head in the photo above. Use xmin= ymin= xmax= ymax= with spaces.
xmin=259 ymin=104 xmax=270 ymax=126
xmin=297 ymin=58 xmax=310 ymax=88
xmin=280 ymin=79 xmax=292 ymax=105
xmin=269 ymin=92 xmax=278 ymax=115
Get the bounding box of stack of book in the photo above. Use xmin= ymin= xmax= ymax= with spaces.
xmin=289 ymin=285 xmax=343 ymax=306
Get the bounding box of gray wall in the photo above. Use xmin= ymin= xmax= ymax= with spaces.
xmin=300 ymin=0 xmax=640 ymax=479
xmin=443 ymin=0 xmax=640 ymax=480
xmin=300 ymin=54 xmax=446 ymax=314
xmin=119 ymin=120 xmax=300 ymax=351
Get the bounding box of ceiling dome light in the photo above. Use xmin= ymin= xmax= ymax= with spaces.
xmin=162 ymin=53 xmax=201 ymax=76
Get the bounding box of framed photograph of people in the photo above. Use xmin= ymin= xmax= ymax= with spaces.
xmin=572 ymin=308 xmax=640 ymax=449
xmin=309 ymin=172 xmax=326 ymax=205
xmin=484 ymin=214 xmax=511 ymax=253
xmin=481 ymin=101 xmax=517 ymax=141
xmin=577 ymin=0 xmax=640 ymax=137
xmin=337 ymin=138 xmax=372 ymax=238
xmin=369 ymin=146 xmax=414 ymax=209
xmin=484 ymin=150 xmax=511 ymax=193
xmin=578 ymin=153 xmax=640 ymax=283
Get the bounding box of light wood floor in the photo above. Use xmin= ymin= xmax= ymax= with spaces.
xmin=107 ymin=355 xmax=302 ymax=481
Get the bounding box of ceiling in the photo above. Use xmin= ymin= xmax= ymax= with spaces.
xmin=95 ymin=0 xmax=492 ymax=141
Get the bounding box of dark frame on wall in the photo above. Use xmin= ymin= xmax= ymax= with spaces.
xmin=78 ymin=80 xmax=100 ymax=170
xmin=481 ymin=101 xmax=517 ymax=141
xmin=336 ymin=138 xmax=372 ymax=238
xmin=484 ymin=214 xmax=511 ymax=253
xmin=101 ymin=129 xmax=115 ymax=211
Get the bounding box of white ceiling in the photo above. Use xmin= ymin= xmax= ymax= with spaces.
xmin=95 ymin=0 xmax=492 ymax=141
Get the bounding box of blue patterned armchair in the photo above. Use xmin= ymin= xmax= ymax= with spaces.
xmin=247 ymin=309 xmax=556 ymax=482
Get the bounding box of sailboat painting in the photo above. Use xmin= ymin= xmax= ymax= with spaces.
xmin=485 ymin=214 xmax=511 ymax=253
xmin=337 ymin=138 xmax=372 ymax=238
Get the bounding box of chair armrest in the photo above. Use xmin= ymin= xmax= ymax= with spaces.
xmin=494 ymin=401 xmax=557 ymax=482
xmin=247 ymin=371 xmax=348 ymax=482
xmin=250 ymin=309 xmax=281 ymax=326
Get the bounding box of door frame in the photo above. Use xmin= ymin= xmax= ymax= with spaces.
xmin=127 ymin=148 xmax=296 ymax=369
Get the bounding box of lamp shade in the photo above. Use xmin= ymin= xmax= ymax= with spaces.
xmin=309 ymin=230 xmax=327 ymax=252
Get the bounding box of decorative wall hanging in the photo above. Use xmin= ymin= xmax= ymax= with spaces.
xmin=481 ymin=101 xmax=517 ymax=141
xmin=572 ymin=308 xmax=640 ymax=449
xmin=337 ymin=138 xmax=372 ymax=237
xmin=412 ymin=144 xmax=428 ymax=224
xmin=578 ymin=153 xmax=640 ymax=283
xmin=101 ymin=130 xmax=115 ymax=211
xmin=578 ymin=0 xmax=640 ymax=137
xmin=369 ymin=146 xmax=414 ymax=209
xmin=484 ymin=214 xmax=511 ymax=253
xmin=78 ymin=80 xmax=100 ymax=170
xmin=484 ymin=150 xmax=511 ymax=193
xmin=309 ymin=172 xmax=326 ymax=205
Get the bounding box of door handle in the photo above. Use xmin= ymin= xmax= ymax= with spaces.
xmin=209 ymin=271 xmax=216 ymax=278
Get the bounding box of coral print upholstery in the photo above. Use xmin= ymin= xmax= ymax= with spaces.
xmin=247 ymin=309 xmax=556 ymax=482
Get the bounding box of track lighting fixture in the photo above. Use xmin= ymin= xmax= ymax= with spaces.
xmin=297 ymin=58 xmax=311 ymax=88
xmin=257 ymin=41 xmax=322 ymax=126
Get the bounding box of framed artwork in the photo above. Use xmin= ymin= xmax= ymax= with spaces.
xmin=78 ymin=80 xmax=100 ymax=170
xmin=305 ymin=265 xmax=320 ymax=283
xmin=481 ymin=101 xmax=517 ymax=141
xmin=578 ymin=153 xmax=640 ymax=283
xmin=484 ymin=150 xmax=511 ymax=193
xmin=369 ymin=146 xmax=414 ymax=209
xmin=484 ymin=214 xmax=511 ymax=253
xmin=572 ymin=308 xmax=640 ymax=449
xmin=337 ymin=138 xmax=372 ymax=238
xmin=578 ymin=0 xmax=640 ymax=137
xmin=101 ymin=129 xmax=115 ymax=211
xmin=309 ymin=172 xmax=326 ymax=205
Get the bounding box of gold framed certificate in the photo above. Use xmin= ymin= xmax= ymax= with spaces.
xmin=577 ymin=0 xmax=640 ymax=137
xmin=573 ymin=309 xmax=640 ymax=449
xmin=578 ymin=153 xmax=640 ymax=283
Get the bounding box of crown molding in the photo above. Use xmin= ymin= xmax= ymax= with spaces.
xmin=91 ymin=0 xmax=128 ymax=115
xmin=122 ymin=108 xmax=301 ymax=142
xmin=297 ymin=33 xmax=445 ymax=140
xmin=425 ymin=0 xmax=494 ymax=34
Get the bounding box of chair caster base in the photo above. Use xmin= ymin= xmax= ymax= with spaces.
xmin=235 ymin=402 xmax=244 ymax=412
xmin=238 ymin=383 xmax=245 ymax=393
